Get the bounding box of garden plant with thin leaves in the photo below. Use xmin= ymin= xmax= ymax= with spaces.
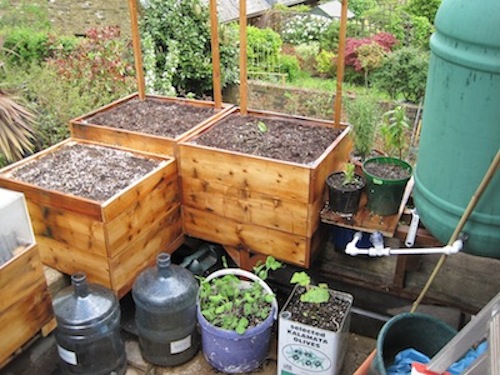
xmin=0 ymin=89 xmax=35 ymax=162
xmin=380 ymin=104 xmax=410 ymax=159
xmin=198 ymin=256 xmax=282 ymax=334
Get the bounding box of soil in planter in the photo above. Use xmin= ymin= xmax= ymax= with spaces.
xmin=192 ymin=114 xmax=343 ymax=164
xmin=285 ymin=286 xmax=351 ymax=332
xmin=326 ymin=173 xmax=364 ymax=192
xmin=364 ymin=162 xmax=411 ymax=180
xmin=9 ymin=143 xmax=161 ymax=202
xmin=86 ymin=98 xmax=217 ymax=138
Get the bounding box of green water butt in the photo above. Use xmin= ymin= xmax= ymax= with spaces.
xmin=413 ymin=0 xmax=500 ymax=258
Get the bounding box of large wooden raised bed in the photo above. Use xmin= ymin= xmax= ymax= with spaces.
xmin=70 ymin=92 xmax=233 ymax=157
xmin=178 ymin=108 xmax=352 ymax=268
xmin=0 ymin=140 xmax=183 ymax=298
xmin=0 ymin=188 xmax=54 ymax=366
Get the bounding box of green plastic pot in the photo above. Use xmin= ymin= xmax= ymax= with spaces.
xmin=362 ymin=157 xmax=412 ymax=216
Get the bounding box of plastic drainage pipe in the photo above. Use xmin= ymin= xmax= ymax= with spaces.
xmin=345 ymin=231 xmax=464 ymax=257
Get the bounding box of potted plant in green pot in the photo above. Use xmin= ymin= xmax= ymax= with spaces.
xmin=326 ymin=162 xmax=365 ymax=216
xmin=197 ymin=256 xmax=282 ymax=373
xmin=362 ymin=105 xmax=413 ymax=216
xmin=277 ymin=272 xmax=354 ymax=375
xmin=344 ymin=93 xmax=383 ymax=175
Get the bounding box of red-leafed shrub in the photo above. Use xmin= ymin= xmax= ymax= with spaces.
xmin=345 ymin=32 xmax=398 ymax=72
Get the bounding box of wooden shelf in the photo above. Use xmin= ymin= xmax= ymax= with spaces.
xmin=320 ymin=177 xmax=414 ymax=238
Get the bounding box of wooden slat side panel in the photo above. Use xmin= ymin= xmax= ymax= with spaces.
xmin=181 ymin=176 xmax=310 ymax=236
xmin=0 ymin=285 xmax=54 ymax=365
xmin=0 ymin=178 xmax=103 ymax=221
xmin=110 ymin=206 xmax=184 ymax=298
xmin=102 ymin=159 xmax=179 ymax=222
xmin=0 ymin=244 xmax=46 ymax=313
xmin=27 ymin=201 xmax=107 ymax=257
xmin=183 ymin=206 xmax=308 ymax=266
xmin=71 ymin=123 xmax=176 ymax=156
xmin=38 ymin=236 xmax=112 ymax=289
xmin=179 ymin=144 xmax=310 ymax=202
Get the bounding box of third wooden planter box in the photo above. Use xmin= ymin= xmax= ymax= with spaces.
xmin=70 ymin=93 xmax=233 ymax=157
xmin=0 ymin=139 xmax=182 ymax=298
xmin=0 ymin=188 xmax=54 ymax=366
xmin=178 ymin=108 xmax=351 ymax=268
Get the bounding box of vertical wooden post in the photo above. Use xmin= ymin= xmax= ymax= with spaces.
xmin=209 ymin=0 xmax=222 ymax=108
xmin=239 ymin=0 xmax=248 ymax=115
xmin=334 ymin=0 xmax=348 ymax=127
xmin=128 ymin=0 xmax=146 ymax=100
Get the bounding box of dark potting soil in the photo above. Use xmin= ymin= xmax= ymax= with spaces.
xmin=191 ymin=114 xmax=343 ymax=165
xmin=9 ymin=143 xmax=161 ymax=202
xmin=364 ymin=160 xmax=411 ymax=180
xmin=86 ymin=97 xmax=217 ymax=138
xmin=326 ymin=172 xmax=365 ymax=192
xmin=284 ymin=286 xmax=351 ymax=332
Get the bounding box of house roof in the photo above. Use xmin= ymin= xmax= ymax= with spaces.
xmin=204 ymin=0 xmax=305 ymax=23
xmin=311 ymin=0 xmax=355 ymax=19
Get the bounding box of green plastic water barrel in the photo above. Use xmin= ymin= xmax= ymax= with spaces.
xmin=413 ymin=0 xmax=500 ymax=258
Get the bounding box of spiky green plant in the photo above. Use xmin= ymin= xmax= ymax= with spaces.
xmin=0 ymin=90 xmax=35 ymax=162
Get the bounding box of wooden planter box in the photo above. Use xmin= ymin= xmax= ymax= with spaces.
xmin=0 ymin=188 xmax=54 ymax=366
xmin=0 ymin=140 xmax=183 ymax=298
xmin=178 ymin=108 xmax=351 ymax=268
xmin=70 ymin=93 xmax=233 ymax=157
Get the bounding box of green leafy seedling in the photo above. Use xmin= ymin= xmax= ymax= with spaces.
xmin=290 ymin=271 xmax=330 ymax=304
xmin=257 ymin=120 xmax=268 ymax=133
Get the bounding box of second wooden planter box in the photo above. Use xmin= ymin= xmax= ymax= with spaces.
xmin=0 ymin=139 xmax=183 ymax=298
xmin=179 ymin=108 xmax=351 ymax=267
xmin=70 ymin=93 xmax=232 ymax=157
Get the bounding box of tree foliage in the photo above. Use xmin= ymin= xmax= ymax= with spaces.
xmin=372 ymin=46 xmax=429 ymax=103
xmin=140 ymin=0 xmax=238 ymax=97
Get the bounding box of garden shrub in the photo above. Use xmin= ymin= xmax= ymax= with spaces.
xmin=405 ymin=0 xmax=441 ymax=23
xmin=3 ymin=28 xmax=79 ymax=67
xmin=372 ymin=46 xmax=429 ymax=103
xmin=140 ymin=0 xmax=238 ymax=97
xmin=294 ymin=42 xmax=320 ymax=74
xmin=408 ymin=15 xmax=433 ymax=50
xmin=2 ymin=28 xmax=49 ymax=66
xmin=348 ymin=0 xmax=378 ymax=17
xmin=46 ymin=26 xmax=135 ymax=99
xmin=278 ymin=54 xmax=300 ymax=82
xmin=315 ymin=50 xmax=336 ymax=78
xmin=246 ymin=25 xmax=282 ymax=71
xmin=281 ymin=14 xmax=331 ymax=45
xmin=345 ymin=32 xmax=397 ymax=71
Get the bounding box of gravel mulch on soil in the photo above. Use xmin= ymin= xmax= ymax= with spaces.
xmin=191 ymin=114 xmax=343 ymax=165
xmin=86 ymin=97 xmax=217 ymax=138
xmin=9 ymin=143 xmax=161 ymax=202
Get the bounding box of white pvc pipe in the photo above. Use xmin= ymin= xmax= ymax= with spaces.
xmin=345 ymin=232 xmax=463 ymax=257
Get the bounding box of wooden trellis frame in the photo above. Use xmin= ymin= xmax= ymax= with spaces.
xmin=127 ymin=0 xmax=349 ymax=121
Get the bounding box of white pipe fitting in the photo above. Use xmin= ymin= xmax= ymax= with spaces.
xmin=345 ymin=231 xmax=464 ymax=257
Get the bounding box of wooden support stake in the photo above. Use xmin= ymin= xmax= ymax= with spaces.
xmin=239 ymin=0 xmax=248 ymax=115
xmin=209 ymin=0 xmax=222 ymax=108
xmin=128 ymin=0 xmax=146 ymax=100
xmin=333 ymin=0 xmax=348 ymax=128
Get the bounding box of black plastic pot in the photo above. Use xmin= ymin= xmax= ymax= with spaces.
xmin=362 ymin=157 xmax=412 ymax=216
xmin=326 ymin=171 xmax=365 ymax=215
